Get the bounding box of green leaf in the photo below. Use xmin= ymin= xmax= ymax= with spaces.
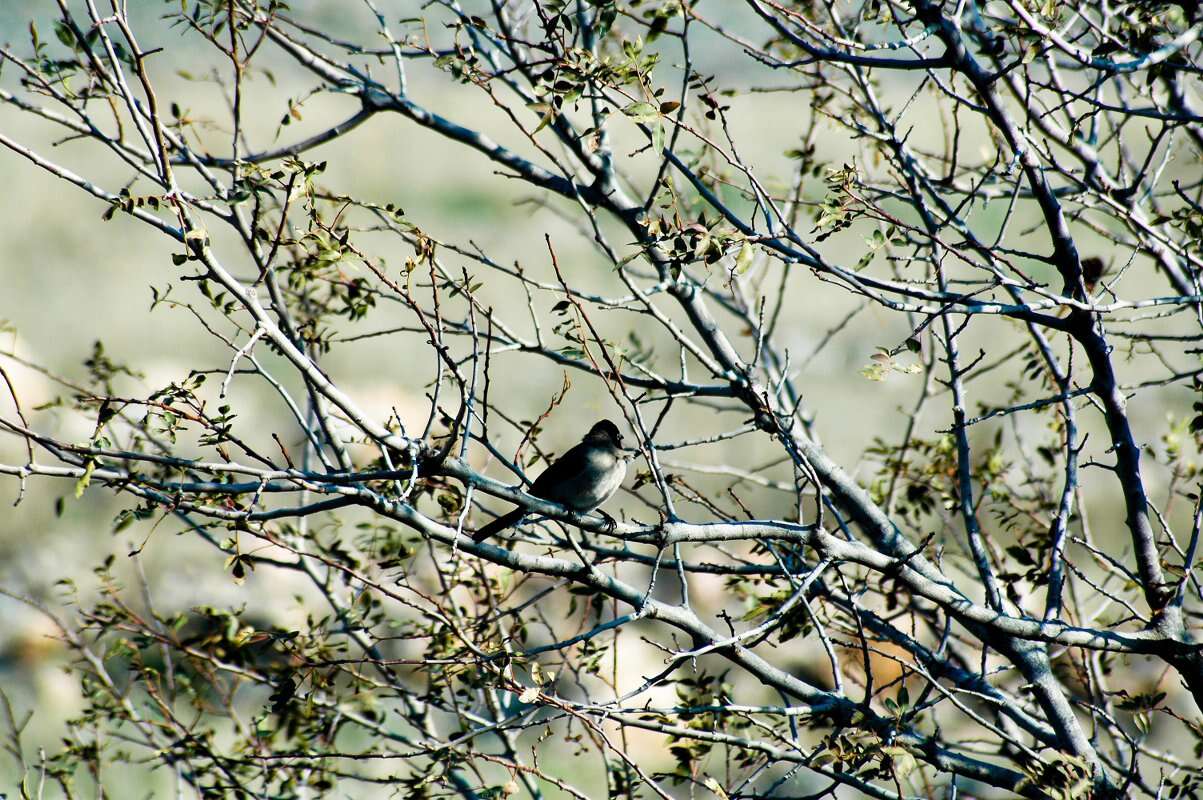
xmin=651 ymin=121 xmax=665 ymax=155
xmin=623 ymin=102 xmax=659 ymax=123
xmin=74 ymin=460 xmax=95 ymax=498
xmin=530 ymin=102 xmax=555 ymax=134
xmin=861 ymin=364 xmax=888 ymax=381
xmin=735 ymin=240 xmax=754 ymax=273
xmin=54 ymin=20 xmax=75 ymax=48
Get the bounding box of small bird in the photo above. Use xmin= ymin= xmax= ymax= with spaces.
xmin=472 ymin=419 xmax=628 ymax=543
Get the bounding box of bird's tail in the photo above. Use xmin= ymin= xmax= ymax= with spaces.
xmin=472 ymin=508 xmax=524 ymax=543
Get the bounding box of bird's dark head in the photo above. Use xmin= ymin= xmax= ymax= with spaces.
xmin=585 ymin=419 xmax=623 ymax=447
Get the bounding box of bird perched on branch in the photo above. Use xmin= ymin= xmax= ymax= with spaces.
xmin=472 ymin=419 xmax=628 ymax=543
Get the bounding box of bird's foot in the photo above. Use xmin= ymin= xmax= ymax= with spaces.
xmin=597 ymin=510 xmax=618 ymax=534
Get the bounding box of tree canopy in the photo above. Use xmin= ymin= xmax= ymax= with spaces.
xmin=3 ymin=1 xmax=1203 ymax=798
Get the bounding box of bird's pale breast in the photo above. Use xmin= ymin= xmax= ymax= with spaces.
xmin=561 ymin=449 xmax=625 ymax=511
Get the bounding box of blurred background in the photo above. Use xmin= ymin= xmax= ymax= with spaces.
xmin=2 ymin=0 xmax=1201 ymax=795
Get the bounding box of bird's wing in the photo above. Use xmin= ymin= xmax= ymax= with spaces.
xmin=527 ymin=441 xmax=594 ymax=503
xmin=472 ymin=444 xmax=593 ymax=542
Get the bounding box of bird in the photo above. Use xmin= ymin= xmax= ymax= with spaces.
xmin=472 ymin=419 xmax=628 ymax=543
